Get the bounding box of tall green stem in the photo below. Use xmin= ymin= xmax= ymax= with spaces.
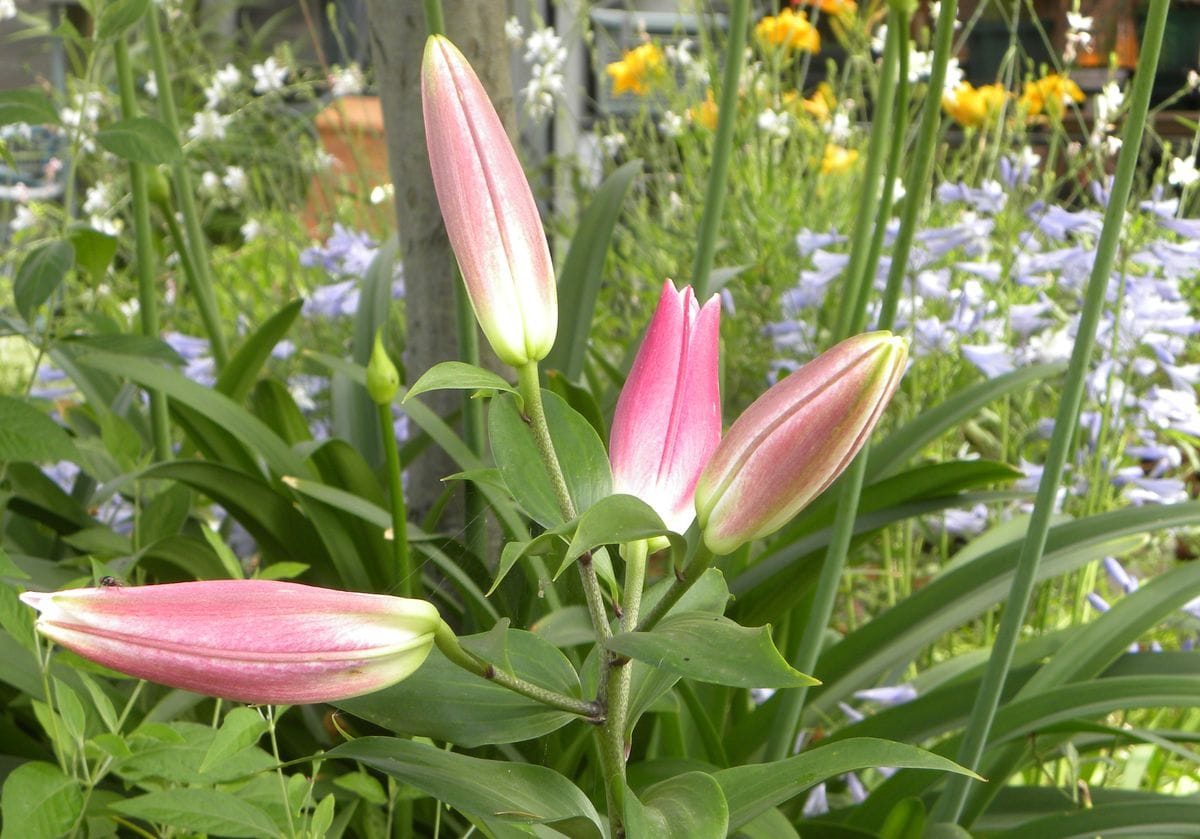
xmin=835 ymin=7 xmax=902 ymax=340
xmin=144 ymin=10 xmax=228 ymax=368
xmin=880 ymin=0 xmax=959 ymax=330
xmin=114 ymin=35 xmax=171 ymax=462
xmin=456 ymin=283 xmax=489 ymax=567
xmin=932 ymin=0 xmax=1170 ymax=822
xmin=690 ymin=0 xmax=749 ymax=300
xmin=378 ymin=402 xmax=414 ymax=597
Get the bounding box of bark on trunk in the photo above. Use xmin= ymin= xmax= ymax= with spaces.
xmin=364 ymin=0 xmax=514 ymax=529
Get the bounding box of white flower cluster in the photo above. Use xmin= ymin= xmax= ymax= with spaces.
xmin=329 ymin=63 xmax=365 ymax=98
xmin=198 ymin=165 xmax=249 ymax=205
xmin=517 ymin=24 xmax=567 ymax=122
xmin=1063 ymin=11 xmax=1093 ymax=63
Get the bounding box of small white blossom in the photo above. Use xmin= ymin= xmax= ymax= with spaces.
xmin=505 ymin=16 xmax=524 ymax=46
xmin=329 ymin=64 xmax=364 ymax=98
xmin=204 ymin=64 xmax=242 ymax=109
xmin=1066 ymin=12 xmax=1093 ymax=32
xmin=522 ymin=61 xmax=564 ymax=121
xmin=600 ymin=131 xmax=627 ymax=157
xmin=0 ymin=0 xmax=16 ymax=20
xmin=11 ymin=204 xmax=37 ymax=231
xmin=827 ymin=111 xmax=852 ymax=143
xmin=222 ymin=165 xmax=247 ymax=196
xmin=1018 ymin=145 xmax=1042 ymax=172
xmin=757 ymin=107 xmax=791 ymax=139
xmin=369 ymin=183 xmax=394 ymax=205
xmin=187 ymin=109 xmax=230 ymax=142
xmin=930 ymin=2 xmax=961 ymax=29
xmin=659 ymin=110 xmax=685 ymax=137
xmin=524 ymin=27 xmax=565 ymax=68
xmin=199 ymin=171 xmax=221 ymax=197
xmin=240 ymin=217 xmax=263 ymax=241
xmin=144 ymin=74 xmax=158 ymax=98
xmin=91 ymin=215 xmax=123 ymax=237
xmin=1189 ymin=70 xmax=1200 ymax=90
xmin=1168 ymin=156 xmax=1200 ymax=188
xmin=82 ymin=182 xmax=113 ymax=216
xmin=251 ymin=57 xmax=288 ymax=94
xmin=871 ymin=24 xmax=888 ymax=56
xmin=1095 ymin=81 xmax=1123 ymax=124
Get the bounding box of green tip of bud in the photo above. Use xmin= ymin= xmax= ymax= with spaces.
xmin=367 ymin=331 xmax=400 ymax=405
xmin=147 ymin=166 xmax=172 ymax=208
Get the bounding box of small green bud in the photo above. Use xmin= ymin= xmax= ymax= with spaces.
xmin=147 ymin=165 xmax=172 ymax=209
xmin=367 ymin=331 xmax=400 ymax=405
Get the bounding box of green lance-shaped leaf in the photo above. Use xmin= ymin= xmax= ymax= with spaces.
xmin=0 ymin=396 xmax=78 ymax=463
xmin=15 ymin=240 xmax=74 ymax=321
xmin=95 ymin=0 xmax=149 ymax=38
xmin=108 ymin=789 xmax=277 ymax=838
xmin=198 ymin=707 xmax=268 ymax=774
xmin=714 ymin=738 xmax=981 ymax=831
xmin=606 ymin=612 xmax=817 ymax=689
xmin=0 ymin=761 xmax=84 ymax=839
xmin=327 ymin=737 xmax=604 ymax=836
xmin=562 ymin=493 xmax=687 ymax=575
xmin=406 ymin=361 xmax=518 ymax=401
xmin=624 ymin=772 xmax=729 ymax=839
xmin=97 ymin=116 xmax=182 ymax=164
xmin=0 ymin=89 xmax=60 ymax=125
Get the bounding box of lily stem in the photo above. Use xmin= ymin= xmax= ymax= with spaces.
xmin=377 ymin=401 xmax=415 ymax=597
xmin=434 ymin=622 xmax=600 ymax=719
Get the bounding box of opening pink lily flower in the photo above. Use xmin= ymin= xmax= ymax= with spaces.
xmin=422 ymin=34 xmax=557 ymax=368
xmin=20 ymin=580 xmax=441 ymax=705
xmin=610 ymin=279 xmax=722 ymax=535
xmin=695 ymin=331 xmax=908 ymax=555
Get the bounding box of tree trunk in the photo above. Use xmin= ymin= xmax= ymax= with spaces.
xmin=364 ymin=0 xmax=515 ymax=529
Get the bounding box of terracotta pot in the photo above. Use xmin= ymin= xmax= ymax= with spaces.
xmin=303 ymin=95 xmax=392 ymax=237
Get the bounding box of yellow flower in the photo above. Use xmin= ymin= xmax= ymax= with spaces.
xmin=755 ymin=9 xmax=821 ymax=54
xmin=1019 ymin=73 xmax=1084 ymax=119
xmin=689 ymin=89 xmax=719 ymax=130
xmin=606 ymin=43 xmax=666 ymax=97
xmin=821 ymin=144 xmax=858 ymax=174
xmin=817 ymin=0 xmax=858 ymax=18
xmin=801 ymin=82 xmax=836 ymax=122
xmin=942 ymin=82 xmax=1009 ymax=128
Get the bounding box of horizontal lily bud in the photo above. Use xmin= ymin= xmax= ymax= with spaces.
xmin=695 ymin=332 xmax=908 ymax=555
xmin=20 ymin=580 xmax=441 ymax=704
xmin=422 ymin=34 xmax=557 ymax=367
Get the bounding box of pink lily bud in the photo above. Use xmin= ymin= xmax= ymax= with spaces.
xmin=610 ymin=280 xmax=722 ymax=535
xmin=694 ymin=332 xmax=908 ymax=555
xmin=422 ymin=35 xmax=557 ymax=367
xmin=20 ymin=580 xmax=441 ymax=704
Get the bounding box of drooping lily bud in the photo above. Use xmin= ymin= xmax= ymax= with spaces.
xmin=610 ymin=280 xmax=721 ymax=535
xmin=695 ymin=332 xmax=908 ymax=555
xmin=20 ymin=580 xmax=441 ymax=704
xmin=421 ymin=35 xmax=557 ymax=368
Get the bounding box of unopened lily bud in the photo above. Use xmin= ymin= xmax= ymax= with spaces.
xmin=422 ymin=35 xmax=557 ymax=367
xmin=694 ymin=332 xmax=908 ymax=555
xmin=20 ymin=580 xmax=441 ymax=705
xmin=367 ymin=330 xmax=400 ymax=405
xmin=610 ymin=279 xmax=721 ymax=536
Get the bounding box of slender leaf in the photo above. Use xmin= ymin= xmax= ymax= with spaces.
xmin=0 ymin=89 xmax=60 ymax=125
xmin=0 ymin=396 xmax=77 ymax=463
xmin=216 ymin=299 xmax=303 ymax=402
xmin=15 ymin=240 xmax=74 ymax=321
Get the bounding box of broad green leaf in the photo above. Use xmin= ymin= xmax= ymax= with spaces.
xmin=327 ymin=737 xmax=603 ymax=836
xmin=625 ymin=772 xmax=728 ymax=839
xmin=198 ymin=707 xmax=268 ymax=773
xmin=607 ymin=612 xmax=816 ymax=689
xmin=336 ymin=628 xmax=580 ymax=747
xmin=714 ymin=738 xmax=980 ymax=830
xmin=563 ymin=494 xmax=686 ymax=570
xmin=95 ymin=0 xmax=149 ymax=37
xmin=531 ymin=605 xmax=595 ymax=648
xmin=96 ymin=116 xmax=181 ymax=164
xmin=0 ymin=761 xmax=83 ymax=839
xmin=216 ymin=298 xmax=303 ymax=402
xmin=0 ymin=89 xmax=60 ymax=125
xmin=15 ymin=240 xmax=74 ymax=321
xmin=119 ymin=721 xmax=276 ymax=784
xmin=108 ymin=789 xmax=278 ymax=838
xmin=52 ymin=678 xmax=87 ymax=742
xmin=0 ymin=580 xmax=37 ymax=654
xmin=460 ymin=618 xmax=513 ymax=673
xmin=406 ymin=361 xmax=517 ymax=401
xmin=0 ymin=547 xmax=30 ymax=580
xmin=490 ymin=390 xmax=612 ymax=528
xmin=546 ymin=158 xmax=642 ymax=380
xmin=990 ymin=801 xmax=1200 ymax=838
xmin=0 ymin=396 xmax=77 ymax=463
xmin=67 ymin=224 xmax=118 ymax=282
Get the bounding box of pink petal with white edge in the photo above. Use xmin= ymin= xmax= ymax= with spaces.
xmin=610 ymin=280 xmax=721 ymax=534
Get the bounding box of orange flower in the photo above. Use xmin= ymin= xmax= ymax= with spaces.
xmin=816 ymin=0 xmax=857 ymax=18
xmin=606 ymin=43 xmax=666 ymax=97
xmin=1019 ymin=73 xmax=1084 ymax=119
xmin=755 ymin=9 xmax=821 ymax=54
xmin=821 ymin=144 xmax=858 ymax=174
xmin=689 ymin=89 xmax=719 ymax=130
xmin=942 ymin=82 xmax=1009 ymax=128
xmin=801 ymin=82 xmax=836 ymax=122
